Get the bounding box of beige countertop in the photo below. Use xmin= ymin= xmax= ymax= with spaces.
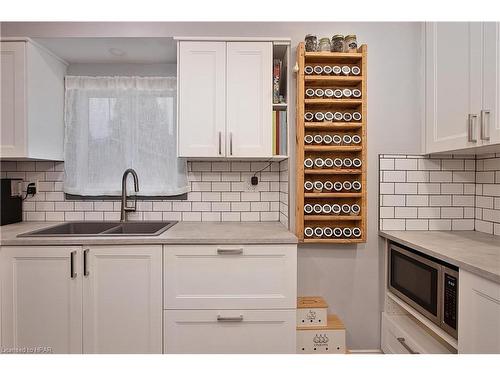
xmin=379 ymin=230 xmax=500 ymax=284
xmin=0 ymin=221 xmax=297 ymax=246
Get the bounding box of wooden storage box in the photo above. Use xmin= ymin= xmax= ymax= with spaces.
xmin=297 ymin=296 xmax=328 ymax=327
xmin=297 ymin=314 xmax=346 ymax=354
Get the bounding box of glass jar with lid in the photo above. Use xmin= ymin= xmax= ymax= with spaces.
xmin=304 ymin=34 xmax=318 ymax=52
xmin=318 ymin=38 xmax=331 ymax=52
xmin=331 ymin=34 xmax=344 ymax=52
xmin=345 ymin=35 xmax=358 ymax=52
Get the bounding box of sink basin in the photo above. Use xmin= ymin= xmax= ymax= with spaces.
xmin=100 ymin=222 xmax=176 ymax=235
xmin=18 ymin=221 xmax=177 ymax=237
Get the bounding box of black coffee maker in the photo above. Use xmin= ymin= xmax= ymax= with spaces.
xmin=0 ymin=178 xmax=23 ymax=225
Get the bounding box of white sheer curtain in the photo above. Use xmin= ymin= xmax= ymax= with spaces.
xmin=64 ymin=76 xmax=188 ymax=196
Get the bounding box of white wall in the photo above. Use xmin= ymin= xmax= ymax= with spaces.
xmin=66 ymin=63 xmax=176 ymax=76
xmin=1 ymin=22 xmax=423 ymax=350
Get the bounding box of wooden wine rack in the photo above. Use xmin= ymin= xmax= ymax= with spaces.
xmin=296 ymin=43 xmax=367 ymax=244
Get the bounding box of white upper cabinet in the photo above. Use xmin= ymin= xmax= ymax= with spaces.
xmin=226 ymin=42 xmax=272 ymax=157
xmin=425 ymin=22 xmax=500 ymax=154
xmin=481 ymin=23 xmax=500 ymax=145
xmin=0 ymin=246 xmax=83 ymax=354
xmin=177 ymin=40 xmax=277 ymax=158
xmin=177 ymin=41 xmax=226 ymax=157
xmin=425 ymin=23 xmax=482 ymax=153
xmin=0 ymin=39 xmax=67 ymax=160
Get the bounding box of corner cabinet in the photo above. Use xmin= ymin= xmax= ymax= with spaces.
xmin=0 ymin=39 xmax=67 ymax=160
xmin=177 ymin=38 xmax=289 ymax=159
xmin=424 ymin=22 xmax=500 ymax=154
xmin=458 ymin=270 xmax=500 ymax=354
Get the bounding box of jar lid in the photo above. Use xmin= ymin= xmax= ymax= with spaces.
xmin=345 ymin=34 xmax=357 ymax=39
xmin=332 ymin=34 xmax=344 ymax=39
xmin=319 ymin=37 xmax=330 ymax=42
xmin=305 ymin=34 xmax=317 ymax=39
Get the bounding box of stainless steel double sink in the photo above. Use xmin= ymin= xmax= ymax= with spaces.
xmin=17 ymin=221 xmax=177 ymax=237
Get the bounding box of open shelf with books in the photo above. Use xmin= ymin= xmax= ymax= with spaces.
xmin=272 ymin=43 xmax=289 ymax=158
xmin=296 ymin=42 xmax=367 ymax=244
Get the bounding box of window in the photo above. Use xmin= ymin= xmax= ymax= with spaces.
xmin=64 ymin=76 xmax=188 ymax=197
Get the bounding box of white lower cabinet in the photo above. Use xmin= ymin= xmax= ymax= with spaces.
xmin=164 ymin=244 xmax=297 ymax=309
xmin=163 ymin=243 xmax=297 ymax=354
xmin=381 ymin=313 xmax=453 ymax=354
xmin=0 ymin=246 xmax=83 ymax=354
xmin=458 ymin=270 xmax=500 ymax=354
xmin=0 ymin=245 xmax=162 ymax=354
xmin=82 ymin=245 xmax=162 ymax=354
xmin=164 ymin=309 xmax=295 ymax=354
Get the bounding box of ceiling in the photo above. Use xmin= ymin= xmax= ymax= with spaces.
xmin=33 ymin=37 xmax=177 ymax=64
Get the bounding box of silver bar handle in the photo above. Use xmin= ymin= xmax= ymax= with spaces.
xmin=230 ymin=132 xmax=233 ymax=155
xmin=218 ymin=131 xmax=222 ymax=155
xmin=217 ymin=248 xmax=243 ymax=255
xmin=83 ymin=249 xmax=90 ymax=277
xmin=70 ymin=251 xmax=77 ymax=279
xmin=468 ymin=114 xmax=478 ymax=143
xmin=397 ymin=337 xmax=419 ymax=354
xmin=480 ymin=109 xmax=491 ymax=141
xmin=217 ymin=315 xmax=243 ymax=322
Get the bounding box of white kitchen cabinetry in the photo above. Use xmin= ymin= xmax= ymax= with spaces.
xmin=458 ymin=270 xmax=500 ymax=354
xmin=226 ymin=42 xmax=272 ymax=157
xmin=177 ymin=40 xmax=275 ymax=158
xmin=0 ymin=39 xmax=67 ymax=160
xmin=163 ymin=243 xmax=297 ymax=353
xmin=82 ymin=245 xmax=162 ymax=354
xmin=0 ymin=246 xmax=83 ymax=354
xmin=177 ymin=41 xmax=226 ymax=157
xmin=381 ymin=313 xmax=453 ymax=354
xmin=164 ymin=309 xmax=296 ymax=354
xmin=482 ymin=23 xmax=500 ymax=145
xmin=425 ymin=22 xmax=500 ymax=153
xmin=0 ymin=245 xmax=162 ymax=354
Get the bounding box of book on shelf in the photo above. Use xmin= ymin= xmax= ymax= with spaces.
xmin=273 ymin=59 xmax=281 ymax=104
xmin=272 ymin=110 xmax=287 ymax=156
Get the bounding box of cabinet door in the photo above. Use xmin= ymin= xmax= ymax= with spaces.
xmin=0 ymin=42 xmax=27 ymax=158
xmin=482 ymin=22 xmax=500 ymax=145
xmin=178 ymin=41 xmax=226 ymax=157
xmin=425 ymin=23 xmax=482 ymax=153
xmin=0 ymin=246 xmax=82 ymax=354
xmin=82 ymin=245 xmax=162 ymax=353
xmin=458 ymin=270 xmax=500 ymax=353
xmin=226 ymin=42 xmax=272 ymax=157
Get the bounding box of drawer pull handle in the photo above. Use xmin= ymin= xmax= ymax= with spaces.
xmin=217 ymin=248 xmax=243 ymax=255
xmin=397 ymin=337 xmax=419 ymax=354
xmin=217 ymin=315 xmax=243 ymax=322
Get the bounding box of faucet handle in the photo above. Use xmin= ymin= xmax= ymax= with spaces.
xmin=125 ymin=194 xmax=138 ymax=212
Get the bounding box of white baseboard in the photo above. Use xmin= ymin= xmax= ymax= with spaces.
xmin=348 ymin=349 xmax=383 ymax=354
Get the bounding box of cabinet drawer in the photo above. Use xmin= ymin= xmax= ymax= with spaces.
xmin=164 ymin=309 xmax=296 ymax=354
xmin=381 ymin=313 xmax=453 ymax=354
xmin=164 ymin=244 xmax=297 ymax=309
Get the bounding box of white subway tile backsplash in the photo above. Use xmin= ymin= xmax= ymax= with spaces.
xmin=395 ymin=159 xmax=418 ymax=171
xmin=10 ymin=161 xmax=288 ymax=224
xmin=380 ymin=154 xmax=500 ymax=236
xmin=394 ymin=183 xmax=417 ymax=195
xmin=382 ymin=171 xmax=406 ymax=182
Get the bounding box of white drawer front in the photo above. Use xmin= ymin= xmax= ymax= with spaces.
xmin=164 ymin=309 xmax=296 ymax=354
xmin=164 ymin=245 xmax=297 ymax=309
xmin=381 ymin=313 xmax=453 ymax=354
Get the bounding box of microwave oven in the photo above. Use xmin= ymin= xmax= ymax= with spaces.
xmin=388 ymin=242 xmax=458 ymax=339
